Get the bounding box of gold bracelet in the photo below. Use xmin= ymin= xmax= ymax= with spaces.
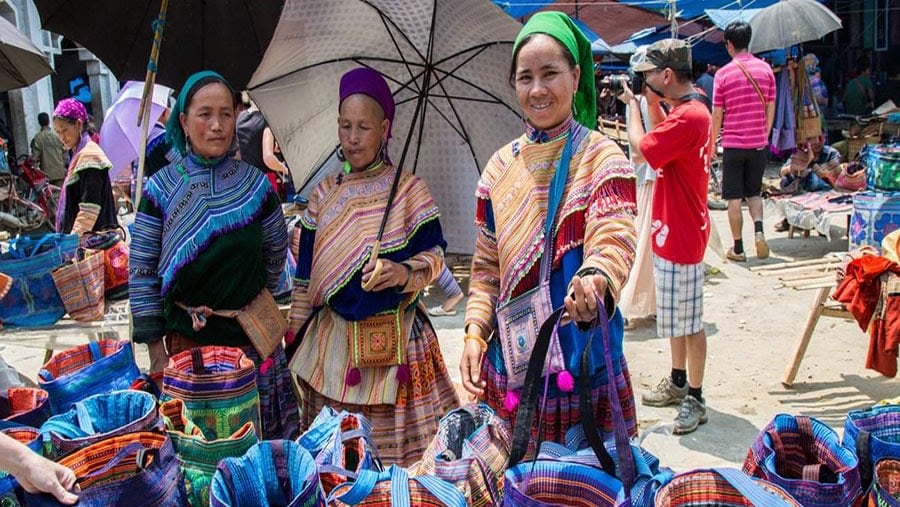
xmin=464 ymin=334 xmax=488 ymax=352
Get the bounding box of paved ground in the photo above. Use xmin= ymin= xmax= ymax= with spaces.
xmin=1 ymin=198 xmax=892 ymax=473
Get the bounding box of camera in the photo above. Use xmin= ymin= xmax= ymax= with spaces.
xmin=600 ymin=73 xmax=644 ymax=96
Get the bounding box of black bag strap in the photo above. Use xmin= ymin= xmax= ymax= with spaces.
xmin=507 ymin=305 xmax=624 ymax=483
xmin=508 ymin=306 xmax=568 ymax=468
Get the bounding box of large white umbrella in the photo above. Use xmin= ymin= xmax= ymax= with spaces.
xmin=248 ymin=0 xmax=523 ymax=254
xmin=748 ymin=0 xmax=841 ymax=54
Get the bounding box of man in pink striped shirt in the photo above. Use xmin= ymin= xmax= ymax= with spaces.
xmin=711 ymin=21 xmax=775 ymax=262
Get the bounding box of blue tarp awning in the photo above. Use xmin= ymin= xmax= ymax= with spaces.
xmin=615 ymin=0 xmax=782 ymax=19
xmin=704 ymin=8 xmax=763 ymax=29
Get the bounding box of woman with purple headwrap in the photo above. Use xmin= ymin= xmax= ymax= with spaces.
xmin=52 ymin=98 xmax=118 ymax=234
xmin=287 ymin=67 xmax=459 ymax=466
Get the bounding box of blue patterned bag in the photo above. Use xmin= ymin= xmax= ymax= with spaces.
xmin=849 ymin=191 xmax=900 ymax=249
xmin=744 ymin=414 xmax=862 ymax=507
xmin=38 ymin=340 xmax=141 ymax=414
xmin=0 ymin=233 xmax=78 ymax=327
xmin=297 ymin=407 xmax=382 ymax=496
xmin=843 ymin=404 xmax=900 ymax=489
xmin=329 ymin=465 xmax=466 ymax=507
xmin=39 ymin=390 xmax=162 ymax=460
xmin=210 ymin=440 xmax=325 ymax=507
xmin=23 ymin=432 xmax=187 ymax=507
xmin=0 ymin=427 xmax=41 ymax=507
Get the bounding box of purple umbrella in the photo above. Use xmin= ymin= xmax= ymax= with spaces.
xmin=99 ymin=81 xmax=172 ymax=181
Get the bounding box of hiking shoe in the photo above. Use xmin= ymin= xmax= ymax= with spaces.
xmin=726 ymin=248 xmax=746 ymax=262
xmin=641 ymin=377 xmax=688 ymax=407
xmin=673 ymin=395 xmax=708 ymax=434
xmin=755 ymin=232 xmax=770 ymax=259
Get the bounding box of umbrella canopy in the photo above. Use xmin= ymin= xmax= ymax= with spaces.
xmin=248 ymin=0 xmax=523 ymax=254
xmin=34 ymin=0 xmax=284 ymax=89
xmin=0 ymin=15 xmax=53 ymax=92
xmin=99 ymin=81 xmax=172 ymax=181
xmin=748 ymin=0 xmax=841 ymax=54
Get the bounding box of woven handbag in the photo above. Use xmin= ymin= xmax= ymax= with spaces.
xmin=870 ymin=459 xmax=900 ymax=507
xmin=329 ymin=464 xmax=466 ymax=507
xmin=50 ymin=248 xmax=105 ymax=322
xmin=505 ymin=304 xmax=671 ymax=507
xmin=22 ymin=432 xmax=187 ymax=507
xmin=0 ymin=427 xmax=41 ymax=507
xmin=297 ymin=406 xmax=382 ymax=496
xmin=0 ymin=233 xmax=78 ymax=327
xmin=412 ymin=403 xmax=511 ymax=507
xmin=844 ymin=404 xmax=900 ymax=489
xmin=80 ymin=227 xmax=128 ymax=300
xmin=162 ymin=346 xmax=261 ymax=441
xmin=38 ymin=339 xmax=141 ymax=414
xmin=209 ymin=439 xmax=325 ymax=507
xmin=654 ymin=468 xmax=802 ymax=506
xmin=161 ymin=398 xmax=258 ymax=507
xmin=744 ymin=413 xmax=862 ymax=507
xmin=1 ymin=387 xmax=50 ymax=429
xmin=39 ymin=390 xmax=163 ymax=460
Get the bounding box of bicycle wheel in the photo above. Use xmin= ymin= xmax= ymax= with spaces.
xmin=39 ymin=184 xmax=60 ymax=231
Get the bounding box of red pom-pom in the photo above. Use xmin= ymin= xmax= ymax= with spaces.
xmin=504 ymin=390 xmax=521 ymax=412
xmin=345 ymin=367 xmax=362 ymax=386
xmin=396 ymin=363 xmax=411 ymax=384
xmin=284 ymin=329 xmax=296 ymax=346
xmin=259 ymin=357 xmax=274 ymax=376
xmin=556 ymin=370 xmax=575 ymax=392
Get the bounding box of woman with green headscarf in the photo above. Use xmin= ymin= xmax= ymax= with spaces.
xmin=459 ymin=12 xmax=639 ymax=449
xmin=129 ymin=70 xmax=299 ymax=440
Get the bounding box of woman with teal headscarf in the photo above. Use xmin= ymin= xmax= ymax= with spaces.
xmin=460 ymin=12 xmax=639 ymax=449
xmin=129 ymin=70 xmax=299 ymax=440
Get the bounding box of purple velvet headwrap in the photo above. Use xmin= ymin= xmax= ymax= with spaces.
xmin=339 ymin=68 xmax=395 ymax=163
xmin=53 ymin=98 xmax=88 ymax=123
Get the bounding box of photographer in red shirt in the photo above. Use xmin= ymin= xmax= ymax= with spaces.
xmin=617 ymin=39 xmax=713 ymax=435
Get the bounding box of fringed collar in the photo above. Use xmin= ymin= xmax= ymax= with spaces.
xmin=524 ymin=115 xmax=573 ymax=144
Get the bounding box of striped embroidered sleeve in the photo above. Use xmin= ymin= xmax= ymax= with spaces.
xmin=260 ymin=192 xmax=288 ymax=293
xmin=579 ymin=141 xmax=637 ymax=305
xmin=288 ymin=186 xmax=320 ymax=333
xmin=129 ymin=191 xmax=166 ymax=344
xmin=400 ymin=245 xmax=444 ymax=293
xmin=465 ymin=167 xmax=501 ymax=337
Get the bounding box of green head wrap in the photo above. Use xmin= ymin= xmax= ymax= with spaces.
xmin=513 ymin=11 xmax=597 ymax=130
xmin=166 ymin=70 xmax=234 ymax=156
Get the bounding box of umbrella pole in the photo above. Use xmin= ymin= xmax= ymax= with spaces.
xmin=360 ymin=66 xmax=432 ymax=292
xmin=134 ymin=0 xmax=168 ymax=208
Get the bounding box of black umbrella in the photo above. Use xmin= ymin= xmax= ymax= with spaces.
xmin=0 ymin=16 xmax=52 ymax=92
xmin=34 ymin=0 xmax=284 ymax=90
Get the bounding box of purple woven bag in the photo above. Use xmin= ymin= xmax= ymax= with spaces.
xmin=743 ymin=414 xmax=862 ymax=507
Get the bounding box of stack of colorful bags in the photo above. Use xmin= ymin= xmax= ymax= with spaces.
xmin=5 ymin=334 xmax=900 ymax=506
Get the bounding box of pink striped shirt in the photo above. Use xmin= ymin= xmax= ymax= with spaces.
xmin=713 ymin=53 xmax=776 ymax=149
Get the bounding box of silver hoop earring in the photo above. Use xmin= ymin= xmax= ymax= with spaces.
xmin=336 ymin=146 xmax=345 ymax=162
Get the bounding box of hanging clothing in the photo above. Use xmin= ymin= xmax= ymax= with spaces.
xmin=56 ymin=134 xmax=118 ymax=234
xmin=287 ymin=163 xmax=457 ymax=466
xmin=467 ymin=115 xmax=638 ymax=447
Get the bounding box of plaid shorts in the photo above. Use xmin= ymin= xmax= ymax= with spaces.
xmin=652 ymin=255 xmax=704 ymax=338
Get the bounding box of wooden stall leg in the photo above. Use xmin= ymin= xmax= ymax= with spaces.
xmin=782 ymin=286 xmax=831 ymax=388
